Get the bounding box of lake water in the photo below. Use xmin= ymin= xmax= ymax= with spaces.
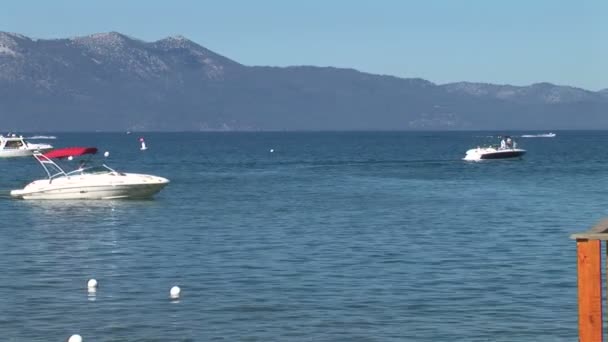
xmin=0 ymin=131 xmax=605 ymax=341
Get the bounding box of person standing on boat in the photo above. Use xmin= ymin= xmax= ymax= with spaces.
xmin=500 ymin=138 xmax=506 ymax=149
xmin=506 ymin=137 xmax=513 ymax=148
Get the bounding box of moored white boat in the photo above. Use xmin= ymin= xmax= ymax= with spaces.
xmin=11 ymin=147 xmax=169 ymax=200
xmin=0 ymin=134 xmax=53 ymax=158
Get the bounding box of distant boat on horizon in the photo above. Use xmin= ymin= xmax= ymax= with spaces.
xmin=520 ymin=133 xmax=556 ymax=138
xmin=27 ymin=135 xmax=57 ymax=140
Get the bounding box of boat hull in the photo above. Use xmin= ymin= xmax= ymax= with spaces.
xmin=11 ymin=183 xmax=168 ymax=200
xmin=480 ymin=150 xmax=526 ymax=159
xmin=0 ymin=146 xmax=52 ymax=158
xmin=464 ymin=148 xmax=526 ymax=161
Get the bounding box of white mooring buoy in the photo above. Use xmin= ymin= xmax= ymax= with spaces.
xmin=170 ymin=286 xmax=181 ymax=299
xmin=68 ymin=334 xmax=82 ymax=342
xmin=87 ymin=279 xmax=97 ymax=292
xmin=139 ymin=137 xmax=147 ymax=151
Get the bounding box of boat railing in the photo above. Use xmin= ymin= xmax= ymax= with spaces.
xmin=33 ymin=153 xmax=68 ymax=181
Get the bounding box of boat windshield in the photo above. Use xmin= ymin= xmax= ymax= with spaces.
xmin=4 ymin=139 xmax=25 ymax=149
xmin=66 ymin=164 xmax=115 ymax=176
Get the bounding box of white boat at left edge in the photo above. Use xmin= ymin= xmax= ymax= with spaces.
xmin=0 ymin=134 xmax=53 ymax=158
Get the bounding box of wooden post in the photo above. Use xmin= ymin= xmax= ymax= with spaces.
xmin=575 ymin=239 xmax=603 ymax=342
xmin=571 ymin=219 xmax=608 ymax=342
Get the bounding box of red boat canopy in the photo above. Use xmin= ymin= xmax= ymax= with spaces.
xmin=43 ymin=147 xmax=98 ymax=159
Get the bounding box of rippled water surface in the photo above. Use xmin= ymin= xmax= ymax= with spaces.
xmin=0 ymin=131 xmax=605 ymax=341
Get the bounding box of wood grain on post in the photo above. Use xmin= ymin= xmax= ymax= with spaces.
xmin=576 ymin=239 xmax=602 ymax=342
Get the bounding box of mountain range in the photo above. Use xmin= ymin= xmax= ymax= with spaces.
xmin=1 ymin=31 xmax=606 ymax=131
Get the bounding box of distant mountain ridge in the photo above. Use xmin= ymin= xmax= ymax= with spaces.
xmin=441 ymin=82 xmax=603 ymax=104
xmin=0 ymin=31 xmax=606 ymax=131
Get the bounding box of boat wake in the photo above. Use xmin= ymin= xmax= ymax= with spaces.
xmin=27 ymin=135 xmax=57 ymax=139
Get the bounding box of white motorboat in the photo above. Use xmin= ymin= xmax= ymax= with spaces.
xmin=0 ymin=134 xmax=53 ymax=158
xmin=521 ymin=132 xmax=556 ymax=138
xmin=11 ymin=147 xmax=169 ymax=200
xmin=464 ymin=136 xmax=526 ymax=161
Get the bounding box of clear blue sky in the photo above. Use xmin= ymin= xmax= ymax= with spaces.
xmin=2 ymin=0 xmax=606 ymax=90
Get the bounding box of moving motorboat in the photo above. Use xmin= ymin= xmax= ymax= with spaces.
xmin=521 ymin=132 xmax=556 ymax=138
xmin=464 ymin=136 xmax=526 ymax=161
xmin=0 ymin=134 xmax=53 ymax=158
xmin=11 ymin=147 xmax=169 ymax=200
